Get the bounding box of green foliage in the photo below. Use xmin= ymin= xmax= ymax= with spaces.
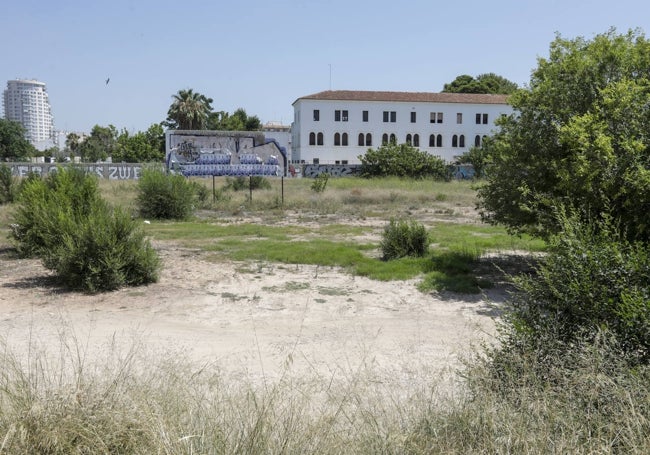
xmin=442 ymin=73 xmax=519 ymax=94
xmin=310 ymin=173 xmax=329 ymax=193
xmin=359 ymin=142 xmax=450 ymax=180
xmin=478 ymin=29 xmax=650 ymax=241
xmin=456 ymin=145 xmax=489 ymax=179
xmin=506 ymin=214 xmax=650 ymax=364
xmin=208 ymin=107 xmax=261 ymax=131
xmin=113 ymin=124 xmax=165 ymax=163
xmin=136 ymin=168 xmax=196 ymax=220
xmin=380 ymin=218 xmax=429 ymax=260
xmin=224 ymin=175 xmax=271 ymax=191
xmin=0 ymin=164 xmax=18 ymax=204
xmin=164 ymin=88 xmax=213 ymax=130
xmin=0 ymin=118 xmax=36 ymax=160
xmin=77 ymin=124 xmax=118 ymax=162
xmin=10 ymin=167 xmax=159 ymax=292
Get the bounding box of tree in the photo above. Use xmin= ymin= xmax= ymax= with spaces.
xmin=0 ymin=119 xmax=35 ymax=160
xmin=359 ymin=142 xmax=449 ymax=179
xmin=165 ymin=89 xmax=213 ymax=130
xmin=207 ymin=108 xmax=261 ymax=131
xmin=443 ymin=73 xmax=518 ymax=94
xmin=65 ymin=132 xmax=81 ymax=155
xmin=477 ymin=29 xmax=650 ymax=241
xmin=114 ymin=124 xmax=165 ymax=163
xmin=77 ymin=125 xmax=117 ymax=162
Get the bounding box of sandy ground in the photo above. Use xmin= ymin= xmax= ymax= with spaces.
xmin=0 ymin=236 xmax=503 ymax=391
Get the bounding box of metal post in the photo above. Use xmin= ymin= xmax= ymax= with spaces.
xmin=249 ymin=175 xmax=253 ymax=204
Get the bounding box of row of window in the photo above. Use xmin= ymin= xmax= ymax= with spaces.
xmin=313 ymin=109 xmax=490 ymax=124
xmin=308 ymin=132 xmax=486 ymax=148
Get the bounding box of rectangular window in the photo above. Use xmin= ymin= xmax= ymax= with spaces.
xmin=383 ymin=111 xmax=389 ymax=122
xmin=390 ymin=111 xmax=396 ymax=123
xmin=437 ymin=112 xmax=443 ymax=123
xmin=476 ymin=113 xmax=481 ymax=124
xmin=482 ymin=113 xmax=488 ymax=124
xmin=335 ymin=110 xmax=341 ymax=121
xmin=430 ymin=112 xmax=436 ymax=123
xmin=362 ymin=110 xmax=368 ymax=122
xmin=342 ymin=110 xmax=348 ymax=121
xmin=342 ymin=160 xmax=348 ymax=165
xmin=457 ymin=113 xmax=462 ymax=124
xmin=410 ymin=112 xmax=416 ymax=123
xmin=313 ymin=110 xmax=320 ymax=121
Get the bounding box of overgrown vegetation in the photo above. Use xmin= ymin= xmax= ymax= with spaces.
xmin=359 ymin=142 xmax=450 ymax=180
xmin=10 ymin=167 xmax=159 ymax=292
xmin=136 ymin=167 xmax=197 ymax=220
xmin=0 ymin=164 xmax=18 ymax=204
xmin=380 ymin=218 xmax=428 ymax=260
xmin=310 ymin=172 xmax=329 ymax=193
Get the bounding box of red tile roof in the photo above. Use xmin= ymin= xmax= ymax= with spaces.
xmin=293 ymin=90 xmax=510 ymax=105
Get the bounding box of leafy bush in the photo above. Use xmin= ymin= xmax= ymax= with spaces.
xmin=359 ymin=142 xmax=450 ymax=180
xmin=310 ymin=172 xmax=329 ymax=193
xmin=506 ymin=214 xmax=650 ymax=364
xmin=224 ymin=176 xmax=272 ymax=191
xmin=136 ymin=168 xmax=195 ymax=220
xmin=380 ymin=218 xmax=429 ymax=260
xmin=0 ymin=164 xmax=17 ymax=204
xmin=10 ymin=166 xmax=160 ymax=292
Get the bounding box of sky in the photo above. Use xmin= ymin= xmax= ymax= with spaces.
xmin=2 ymin=0 xmax=650 ymax=134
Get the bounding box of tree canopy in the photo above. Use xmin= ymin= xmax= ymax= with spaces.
xmin=442 ymin=73 xmax=519 ymax=94
xmin=477 ymin=29 xmax=650 ymax=241
xmin=207 ymin=108 xmax=261 ymax=131
xmin=359 ymin=142 xmax=449 ymax=180
xmin=165 ymin=89 xmax=213 ymax=130
xmin=0 ymin=119 xmax=36 ymax=160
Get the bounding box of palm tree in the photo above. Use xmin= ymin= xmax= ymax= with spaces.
xmin=165 ymin=89 xmax=213 ymax=130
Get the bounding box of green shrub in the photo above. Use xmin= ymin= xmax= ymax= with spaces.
xmin=380 ymin=218 xmax=429 ymax=260
xmin=224 ymin=175 xmax=271 ymax=191
xmin=310 ymin=173 xmax=329 ymax=193
xmin=136 ymin=168 xmax=195 ymax=220
xmin=10 ymin=166 xmax=160 ymax=292
xmin=359 ymin=142 xmax=450 ymax=180
xmin=46 ymin=204 xmax=160 ymax=292
xmin=0 ymin=164 xmax=18 ymax=204
xmin=507 ymin=214 xmax=650 ymax=364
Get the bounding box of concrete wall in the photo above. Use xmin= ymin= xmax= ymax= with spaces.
xmin=4 ymin=162 xmax=154 ymax=180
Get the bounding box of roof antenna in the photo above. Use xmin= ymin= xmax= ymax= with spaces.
xmin=329 ymin=64 xmax=332 ymax=91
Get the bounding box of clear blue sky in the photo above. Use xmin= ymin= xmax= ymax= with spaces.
xmin=2 ymin=0 xmax=649 ymax=134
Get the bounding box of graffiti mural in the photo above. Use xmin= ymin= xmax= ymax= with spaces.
xmin=166 ymin=131 xmax=287 ymax=177
xmin=5 ymin=163 xmax=153 ymax=180
xmin=302 ymin=164 xmax=362 ymax=178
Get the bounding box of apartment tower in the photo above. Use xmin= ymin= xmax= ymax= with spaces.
xmin=3 ymin=79 xmax=55 ymax=144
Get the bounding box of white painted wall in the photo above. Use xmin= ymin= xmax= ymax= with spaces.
xmin=292 ymin=97 xmax=512 ymax=164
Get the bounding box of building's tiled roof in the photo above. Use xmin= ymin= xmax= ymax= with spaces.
xmin=293 ymin=90 xmax=510 ymax=105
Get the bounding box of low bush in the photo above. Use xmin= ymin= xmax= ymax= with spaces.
xmin=359 ymin=142 xmax=450 ymax=180
xmin=311 ymin=172 xmax=329 ymax=193
xmin=10 ymin=166 xmax=160 ymax=292
xmin=136 ymin=168 xmax=195 ymax=220
xmin=380 ymin=218 xmax=429 ymax=260
xmin=0 ymin=164 xmax=18 ymax=204
xmin=224 ymin=175 xmax=272 ymax=191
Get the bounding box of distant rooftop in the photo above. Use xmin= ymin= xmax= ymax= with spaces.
xmin=293 ymin=90 xmax=510 ymax=105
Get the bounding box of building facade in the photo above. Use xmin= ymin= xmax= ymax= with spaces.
xmin=291 ymin=90 xmax=512 ymax=164
xmin=3 ymin=79 xmax=55 ymax=144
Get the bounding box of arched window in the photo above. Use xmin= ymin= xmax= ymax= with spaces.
xmin=358 ymin=133 xmax=364 ymax=146
xmin=366 ymin=133 xmax=372 ymax=146
xmin=390 ymin=133 xmax=396 ymax=144
xmin=334 ymin=133 xmax=341 ymax=146
xmin=342 ymin=133 xmax=348 ymax=146
xmin=436 ymin=135 xmax=442 ymax=147
xmin=309 ymin=132 xmax=316 ymax=146
xmin=452 ymin=135 xmax=458 ymax=147
xmin=317 ymin=132 xmax=323 ymax=145
xmin=382 ymin=133 xmax=389 ymax=145
xmin=413 ymin=134 xmax=419 ymax=147
xmin=459 ymin=135 xmax=465 ymax=147
xmin=429 ymin=134 xmax=435 ymax=147
xmin=474 ymin=135 xmax=481 ymax=147
xmin=406 ymin=134 xmax=412 ymax=145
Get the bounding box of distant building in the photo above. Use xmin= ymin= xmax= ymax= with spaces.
xmin=261 ymin=121 xmax=292 ymax=161
xmin=291 ymin=90 xmax=512 ymax=164
xmin=3 ymin=79 xmax=55 ymax=145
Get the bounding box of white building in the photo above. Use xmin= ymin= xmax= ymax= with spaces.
xmin=291 ymin=90 xmax=512 ymax=164
xmin=261 ymin=121 xmax=292 ymax=161
xmin=3 ymin=79 xmax=55 ymax=145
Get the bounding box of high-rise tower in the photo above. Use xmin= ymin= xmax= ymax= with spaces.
xmin=3 ymin=79 xmax=55 ymax=144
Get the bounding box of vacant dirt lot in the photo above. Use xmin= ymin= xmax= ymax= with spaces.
xmin=0 ymin=213 xmax=504 ymax=392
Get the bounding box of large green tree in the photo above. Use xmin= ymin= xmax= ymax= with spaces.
xmin=113 ymin=124 xmax=165 ymax=162
xmin=478 ymin=29 xmax=650 ymax=241
xmin=443 ymin=73 xmax=518 ymax=94
xmin=0 ymin=119 xmax=36 ymax=160
xmin=165 ymin=89 xmax=213 ymax=130
xmin=78 ymin=125 xmax=118 ymax=162
xmin=359 ymin=142 xmax=449 ymax=179
xmin=207 ymin=108 xmax=261 ymax=131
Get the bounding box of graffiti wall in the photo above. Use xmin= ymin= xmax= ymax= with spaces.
xmin=4 ymin=163 xmax=155 ymax=180
xmin=302 ymin=164 xmax=362 ymax=178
